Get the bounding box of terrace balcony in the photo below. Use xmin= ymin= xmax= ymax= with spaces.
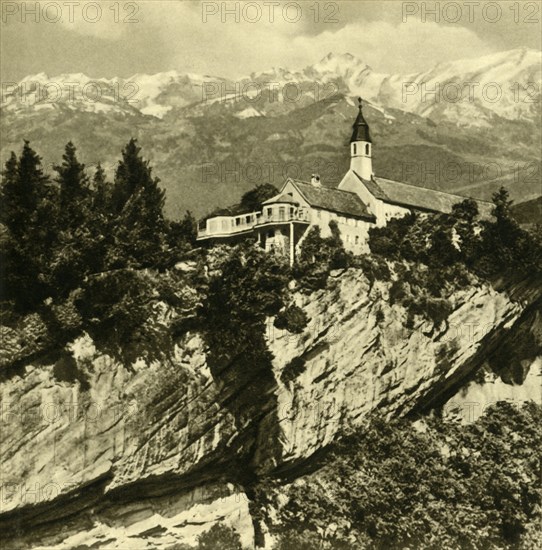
xmin=197 ymin=207 xmax=311 ymax=240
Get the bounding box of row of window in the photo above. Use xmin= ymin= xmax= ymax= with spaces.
xmin=352 ymin=143 xmax=371 ymax=156
xmin=264 ymin=206 xmax=295 ymax=220
xmin=315 ymin=210 xmax=364 ymax=227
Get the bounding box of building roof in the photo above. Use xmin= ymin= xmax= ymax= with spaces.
xmin=289 ymin=179 xmax=375 ymax=221
xmin=352 ymin=171 xmax=388 ymax=200
xmin=352 ymin=171 xmax=493 ymax=218
xmin=262 ymin=192 xmax=299 ymax=205
xmin=350 ymin=97 xmax=372 ymax=144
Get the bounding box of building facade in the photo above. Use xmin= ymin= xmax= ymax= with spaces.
xmin=197 ymin=98 xmax=493 ymax=264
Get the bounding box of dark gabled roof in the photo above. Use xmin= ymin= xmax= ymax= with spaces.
xmin=289 ymin=179 xmax=375 ymax=221
xmin=262 ymin=192 xmax=299 ymax=205
xmin=352 ymin=171 xmax=388 ymax=200
xmin=360 ymin=173 xmax=494 ymax=218
xmin=350 ymin=97 xmax=372 ymax=144
xmin=375 ymin=176 xmax=494 ymax=218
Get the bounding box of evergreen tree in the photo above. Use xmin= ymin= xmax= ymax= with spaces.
xmin=452 ymin=198 xmax=480 ymax=265
xmin=1 ymin=142 xmax=49 ymax=238
xmin=167 ymin=210 xmax=197 ymax=248
xmin=239 ymin=183 xmax=279 ymax=213
xmin=477 ymin=187 xmax=525 ymax=275
xmin=0 ymin=142 xmax=53 ymax=309
xmin=110 ymin=139 xmax=167 ymax=268
xmin=54 ymin=142 xmax=90 ymax=229
xmin=91 ymin=163 xmax=110 ymax=213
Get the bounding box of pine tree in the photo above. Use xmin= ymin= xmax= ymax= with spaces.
xmin=0 ymin=142 xmax=53 ymax=309
xmin=1 ymin=142 xmax=49 ymax=238
xmin=91 ymin=163 xmax=110 ymax=213
xmin=54 ymin=142 xmax=90 ymax=229
xmin=110 ymin=139 xmax=166 ymax=268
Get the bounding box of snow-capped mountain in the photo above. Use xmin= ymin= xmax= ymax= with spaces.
xmin=1 ymin=49 xmax=540 ymax=219
xmin=3 ymin=49 xmax=540 ymax=125
xmin=248 ymin=49 xmax=541 ymax=125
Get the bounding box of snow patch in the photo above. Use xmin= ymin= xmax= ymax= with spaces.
xmin=235 ymin=107 xmax=263 ymax=119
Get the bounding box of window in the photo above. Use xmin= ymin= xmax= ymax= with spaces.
xmin=366 ymin=144 xmax=370 ymax=155
xmin=246 ymin=215 xmax=251 ymax=224
xmin=279 ymin=207 xmax=285 ymax=220
xmin=353 ymin=143 xmax=357 ymax=155
xmin=266 ymin=208 xmax=271 ymax=217
xmin=236 ymin=218 xmax=241 ymax=226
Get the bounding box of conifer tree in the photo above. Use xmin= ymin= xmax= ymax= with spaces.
xmin=54 ymin=142 xmax=90 ymax=229
xmin=110 ymin=138 xmax=166 ymax=267
xmin=1 ymin=142 xmax=49 ymax=238
xmin=91 ymin=163 xmax=110 ymax=213
xmin=0 ymin=142 xmax=53 ymax=309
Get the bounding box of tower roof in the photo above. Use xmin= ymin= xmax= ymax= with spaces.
xmin=350 ymin=97 xmax=371 ymax=143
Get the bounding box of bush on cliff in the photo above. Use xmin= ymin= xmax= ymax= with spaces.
xmin=197 ymin=523 xmax=243 ymax=550
xmin=201 ymin=240 xmax=291 ymax=372
xmin=293 ymin=221 xmax=352 ymax=291
xmin=369 ymin=189 xmax=542 ymax=281
xmin=367 ymin=189 xmax=542 ymax=328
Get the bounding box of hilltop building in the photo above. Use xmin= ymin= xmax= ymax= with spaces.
xmin=197 ymin=98 xmax=493 ymax=264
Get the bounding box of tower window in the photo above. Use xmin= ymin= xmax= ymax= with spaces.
xmin=353 ymin=143 xmax=357 ymax=155
xmin=365 ymin=144 xmax=370 ymax=155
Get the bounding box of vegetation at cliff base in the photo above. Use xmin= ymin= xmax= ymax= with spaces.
xmin=268 ymin=402 xmax=542 ymax=550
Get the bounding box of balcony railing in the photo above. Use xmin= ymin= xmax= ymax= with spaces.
xmin=256 ymin=208 xmax=311 ymax=225
xmin=197 ymin=208 xmax=311 ymax=239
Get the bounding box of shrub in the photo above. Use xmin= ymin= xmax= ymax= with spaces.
xmin=274 ymin=304 xmax=308 ymax=334
xmin=271 ymin=403 xmax=542 ymax=549
xmin=197 ymin=523 xmax=243 ymax=550
xmin=294 ymin=222 xmax=352 ymax=291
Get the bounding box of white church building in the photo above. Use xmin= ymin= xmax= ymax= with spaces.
xmin=197 ymin=98 xmax=493 ymax=264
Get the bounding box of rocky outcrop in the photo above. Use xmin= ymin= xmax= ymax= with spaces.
xmin=1 ymin=269 xmax=540 ymax=549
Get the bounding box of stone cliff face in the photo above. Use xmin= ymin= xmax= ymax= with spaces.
xmin=1 ymin=269 xmax=540 ymax=549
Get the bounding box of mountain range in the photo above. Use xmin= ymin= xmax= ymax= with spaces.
xmin=1 ymin=49 xmax=541 ymax=219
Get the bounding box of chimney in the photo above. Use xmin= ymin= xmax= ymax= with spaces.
xmin=311 ymin=173 xmax=321 ymax=187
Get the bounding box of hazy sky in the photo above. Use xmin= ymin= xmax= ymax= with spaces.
xmin=2 ymin=1 xmax=541 ymax=81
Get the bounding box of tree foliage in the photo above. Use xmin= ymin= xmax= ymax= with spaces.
xmin=0 ymin=139 xmax=195 ymax=357
xmin=197 ymin=523 xmax=243 ymax=550
xmin=272 ymin=402 xmax=542 ymax=550
xmin=369 ymin=189 xmax=542 ymax=279
xmin=293 ymin=221 xmax=352 ymax=291
xmin=239 ymin=183 xmax=279 ymax=213
xmin=201 ymin=241 xmax=290 ymax=372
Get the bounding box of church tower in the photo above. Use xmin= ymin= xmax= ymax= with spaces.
xmin=350 ymin=97 xmax=372 ymax=180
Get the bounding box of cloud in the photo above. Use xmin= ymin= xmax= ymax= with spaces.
xmin=58 ymin=1 xmax=135 ymax=40
xmin=138 ymin=4 xmax=493 ymax=77
xmin=0 ymin=0 xmax=511 ymax=82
